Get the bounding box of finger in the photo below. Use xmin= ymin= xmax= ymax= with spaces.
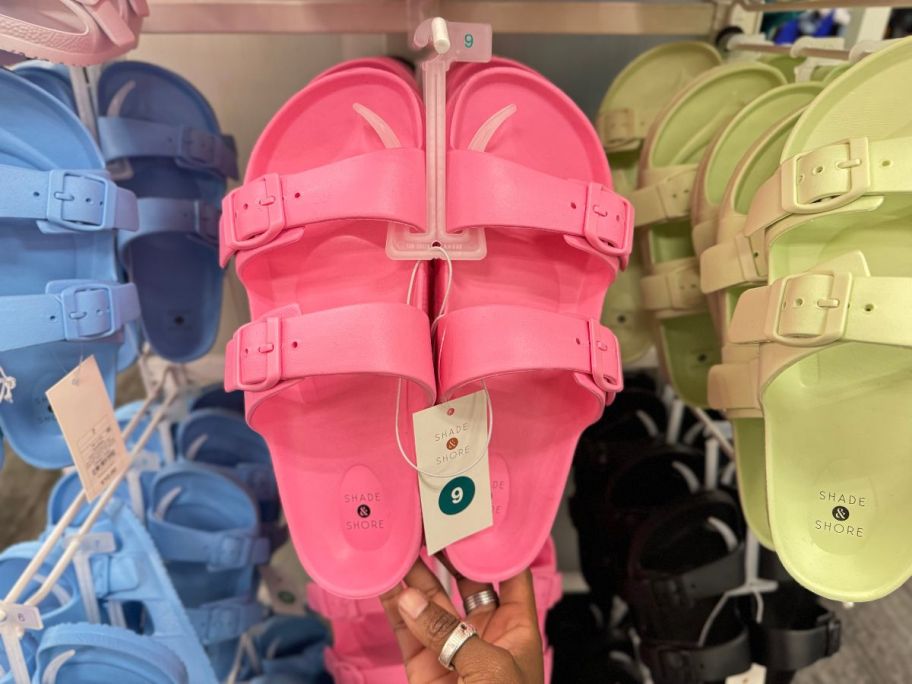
xmin=498 ymin=569 xmax=538 ymax=622
xmin=436 ymin=553 xmax=497 ymax=620
xmin=403 ymin=556 xmax=459 ymax=615
xmin=379 ymin=558 xmax=460 ymax=664
xmin=397 ymin=587 xmax=518 ymax=680
xmin=380 ymin=583 xmax=424 ymax=663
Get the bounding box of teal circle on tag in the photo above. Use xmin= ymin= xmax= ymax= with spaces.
xmin=439 ymin=476 xmax=475 ymax=515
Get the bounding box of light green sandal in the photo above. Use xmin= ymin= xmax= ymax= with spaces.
xmin=633 ymin=61 xmax=784 ymax=405
xmin=726 ymin=37 xmax=912 ymax=601
xmin=759 ymin=54 xmax=803 ymax=82
xmin=596 ymin=41 xmax=720 ymax=363
xmin=699 ymin=83 xmax=823 ymax=549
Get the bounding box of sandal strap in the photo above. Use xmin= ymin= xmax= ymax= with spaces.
xmin=98 ymin=116 xmax=238 ymax=179
xmin=447 ymin=150 xmax=633 ymax=264
xmin=597 ymin=106 xmax=659 ymax=149
xmin=0 ymin=280 xmax=139 ymax=352
xmin=119 ymin=198 xmax=220 ymax=258
xmin=74 ymin=0 xmax=136 ymax=46
xmin=224 ymin=302 xmax=435 ymax=399
xmin=751 ymin=607 xmax=841 ymax=671
xmin=435 ymin=305 xmax=622 ymax=399
xmin=0 ymin=165 xmax=138 ymax=233
xmin=147 ymin=514 xmax=270 ymax=571
xmin=219 ymin=148 xmax=425 ymax=265
xmin=629 ymin=165 xmax=696 ymax=228
xmin=186 ymin=595 xmax=267 ymax=645
xmin=641 ymin=257 xmax=705 ymax=317
xmin=729 ymin=255 xmax=912 ymax=349
xmin=747 ymin=136 xmax=912 ymax=237
xmin=639 ymin=628 xmax=753 ymax=684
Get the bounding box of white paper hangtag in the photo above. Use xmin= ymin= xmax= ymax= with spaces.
xmin=726 ymin=663 xmax=766 ymax=684
xmin=259 ymin=565 xmax=308 ymax=616
xmin=413 ymin=390 xmax=492 ymax=555
xmin=46 ymin=357 xmax=129 ymax=501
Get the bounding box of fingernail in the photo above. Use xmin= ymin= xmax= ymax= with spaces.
xmin=398 ymin=588 xmax=428 ymax=619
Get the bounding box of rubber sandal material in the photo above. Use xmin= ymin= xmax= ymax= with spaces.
xmin=308 ymin=583 xmax=405 ymax=684
xmin=33 ymin=623 xmax=189 ymax=684
xmin=438 ymin=64 xmax=628 ymax=582
xmin=0 ymin=0 xmax=147 ymax=66
xmin=626 ymin=491 xmax=752 ymax=684
xmin=146 ymin=462 xmax=269 ymax=679
xmin=633 ymin=62 xmax=784 ymax=406
xmin=221 ymin=64 xmax=435 ymax=598
xmin=235 ymin=615 xmax=330 ymax=684
xmin=0 ymin=69 xmax=140 ymax=468
xmin=11 ymin=61 xmax=75 ymax=109
xmin=726 ymin=37 xmax=912 ymax=600
xmin=177 ymin=407 xmax=283 ymax=543
xmin=98 ymin=61 xmax=236 ymax=363
xmin=700 ymin=104 xmax=818 ymax=549
xmin=596 ymin=42 xmax=721 ymax=364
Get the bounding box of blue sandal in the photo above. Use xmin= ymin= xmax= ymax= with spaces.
xmin=147 ymin=462 xmax=270 ymax=679
xmin=97 ymin=61 xmax=237 ymax=362
xmin=33 ymin=623 xmax=190 ymax=684
xmin=11 ymin=62 xmax=75 ymax=110
xmin=176 ymin=408 xmax=282 ymax=541
xmin=0 ymin=69 xmax=140 ymax=468
xmin=236 ymin=616 xmax=331 ymax=684
xmin=57 ymin=500 xmax=216 ymax=682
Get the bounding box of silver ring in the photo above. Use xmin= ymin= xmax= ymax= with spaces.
xmin=438 ymin=621 xmax=477 ymax=671
xmin=463 ymin=588 xmax=499 ymax=613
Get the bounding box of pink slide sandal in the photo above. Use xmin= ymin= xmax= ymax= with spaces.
xmin=0 ymin=0 xmax=147 ymax=66
xmin=221 ymin=65 xmax=435 ymax=598
xmin=436 ymin=65 xmax=630 ymax=581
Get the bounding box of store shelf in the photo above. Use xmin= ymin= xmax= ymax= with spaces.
xmin=145 ymin=0 xmax=717 ymax=36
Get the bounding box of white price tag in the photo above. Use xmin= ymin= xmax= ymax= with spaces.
xmin=260 ymin=565 xmax=308 ymax=616
xmin=413 ymin=390 xmax=492 ymax=555
xmin=726 ymin=663 xmax=766 ymax=684
xmin=46 ymin=357 xmax=129 ymax=501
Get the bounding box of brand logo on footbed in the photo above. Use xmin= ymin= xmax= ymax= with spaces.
xmin=809 ymin=466 xmax=875 ymax=553
xmin=489 ymin=455 xmax=510 ymax=523
xmin=339 ymin=465 xmax=390 ymax=550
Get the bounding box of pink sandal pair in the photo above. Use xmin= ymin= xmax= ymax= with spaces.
xmin=221 ymin=57 xmax=630 ymax=598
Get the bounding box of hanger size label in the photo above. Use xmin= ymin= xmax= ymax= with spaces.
xmin=414 ymin=390 xmax=492 ymax=555
xmin=46 ymin=357 xmax=129 ymax=501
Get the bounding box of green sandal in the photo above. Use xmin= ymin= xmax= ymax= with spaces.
xmin=596 ymin=41 xmax=720 ymax=363
xmin=633 ymin=61 xmax=784 ymax=405
xmin=725 ymin=38 xmax=912 ymax=600
xmin=698 ymin=84 xmax=823 ymax=549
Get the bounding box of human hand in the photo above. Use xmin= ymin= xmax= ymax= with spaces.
xmin=380 ymin=558 xmax=544 ymax=683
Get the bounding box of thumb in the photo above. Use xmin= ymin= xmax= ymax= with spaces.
xmin=397 ymin=588 xmax=518 ymax=680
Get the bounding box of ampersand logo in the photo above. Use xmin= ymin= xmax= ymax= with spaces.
xmin=446 ymin=438 xmax=459 ymax=450
xmin=357 ymin=504 xmax=371 ymax=518
xmin=832 ymin=506 xmax=850 ymax=521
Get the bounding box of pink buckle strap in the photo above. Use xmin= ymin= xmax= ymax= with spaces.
xmin=75 ymin=0 xmax=136 ymax=46
xmin=219 ymin=148 xmax=425 ymax=266
xmin=447 ymin=150 xmax=634 ymax=266
xmin=224 ymin=302 xmax=436 ymax=402
xmin=435 ymin=305 xmax=622 ymax=400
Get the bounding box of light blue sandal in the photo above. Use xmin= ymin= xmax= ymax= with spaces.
xmin=147 ymin=463 xmax=269 ymax=679
xmin=236 ymin=616 xmax=330 ymax=684
xmin=11 ymin=62 xmax=75 ymax=110
xmin=33 ymin=623 xmax=189 ymax=684
xmin=97 ymin=62 xmax=236 ymax=363
xmin=176 ymin=408 xmax=281 ymax=539
xmin=0 ymin=70 xmax=140 ymax=468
